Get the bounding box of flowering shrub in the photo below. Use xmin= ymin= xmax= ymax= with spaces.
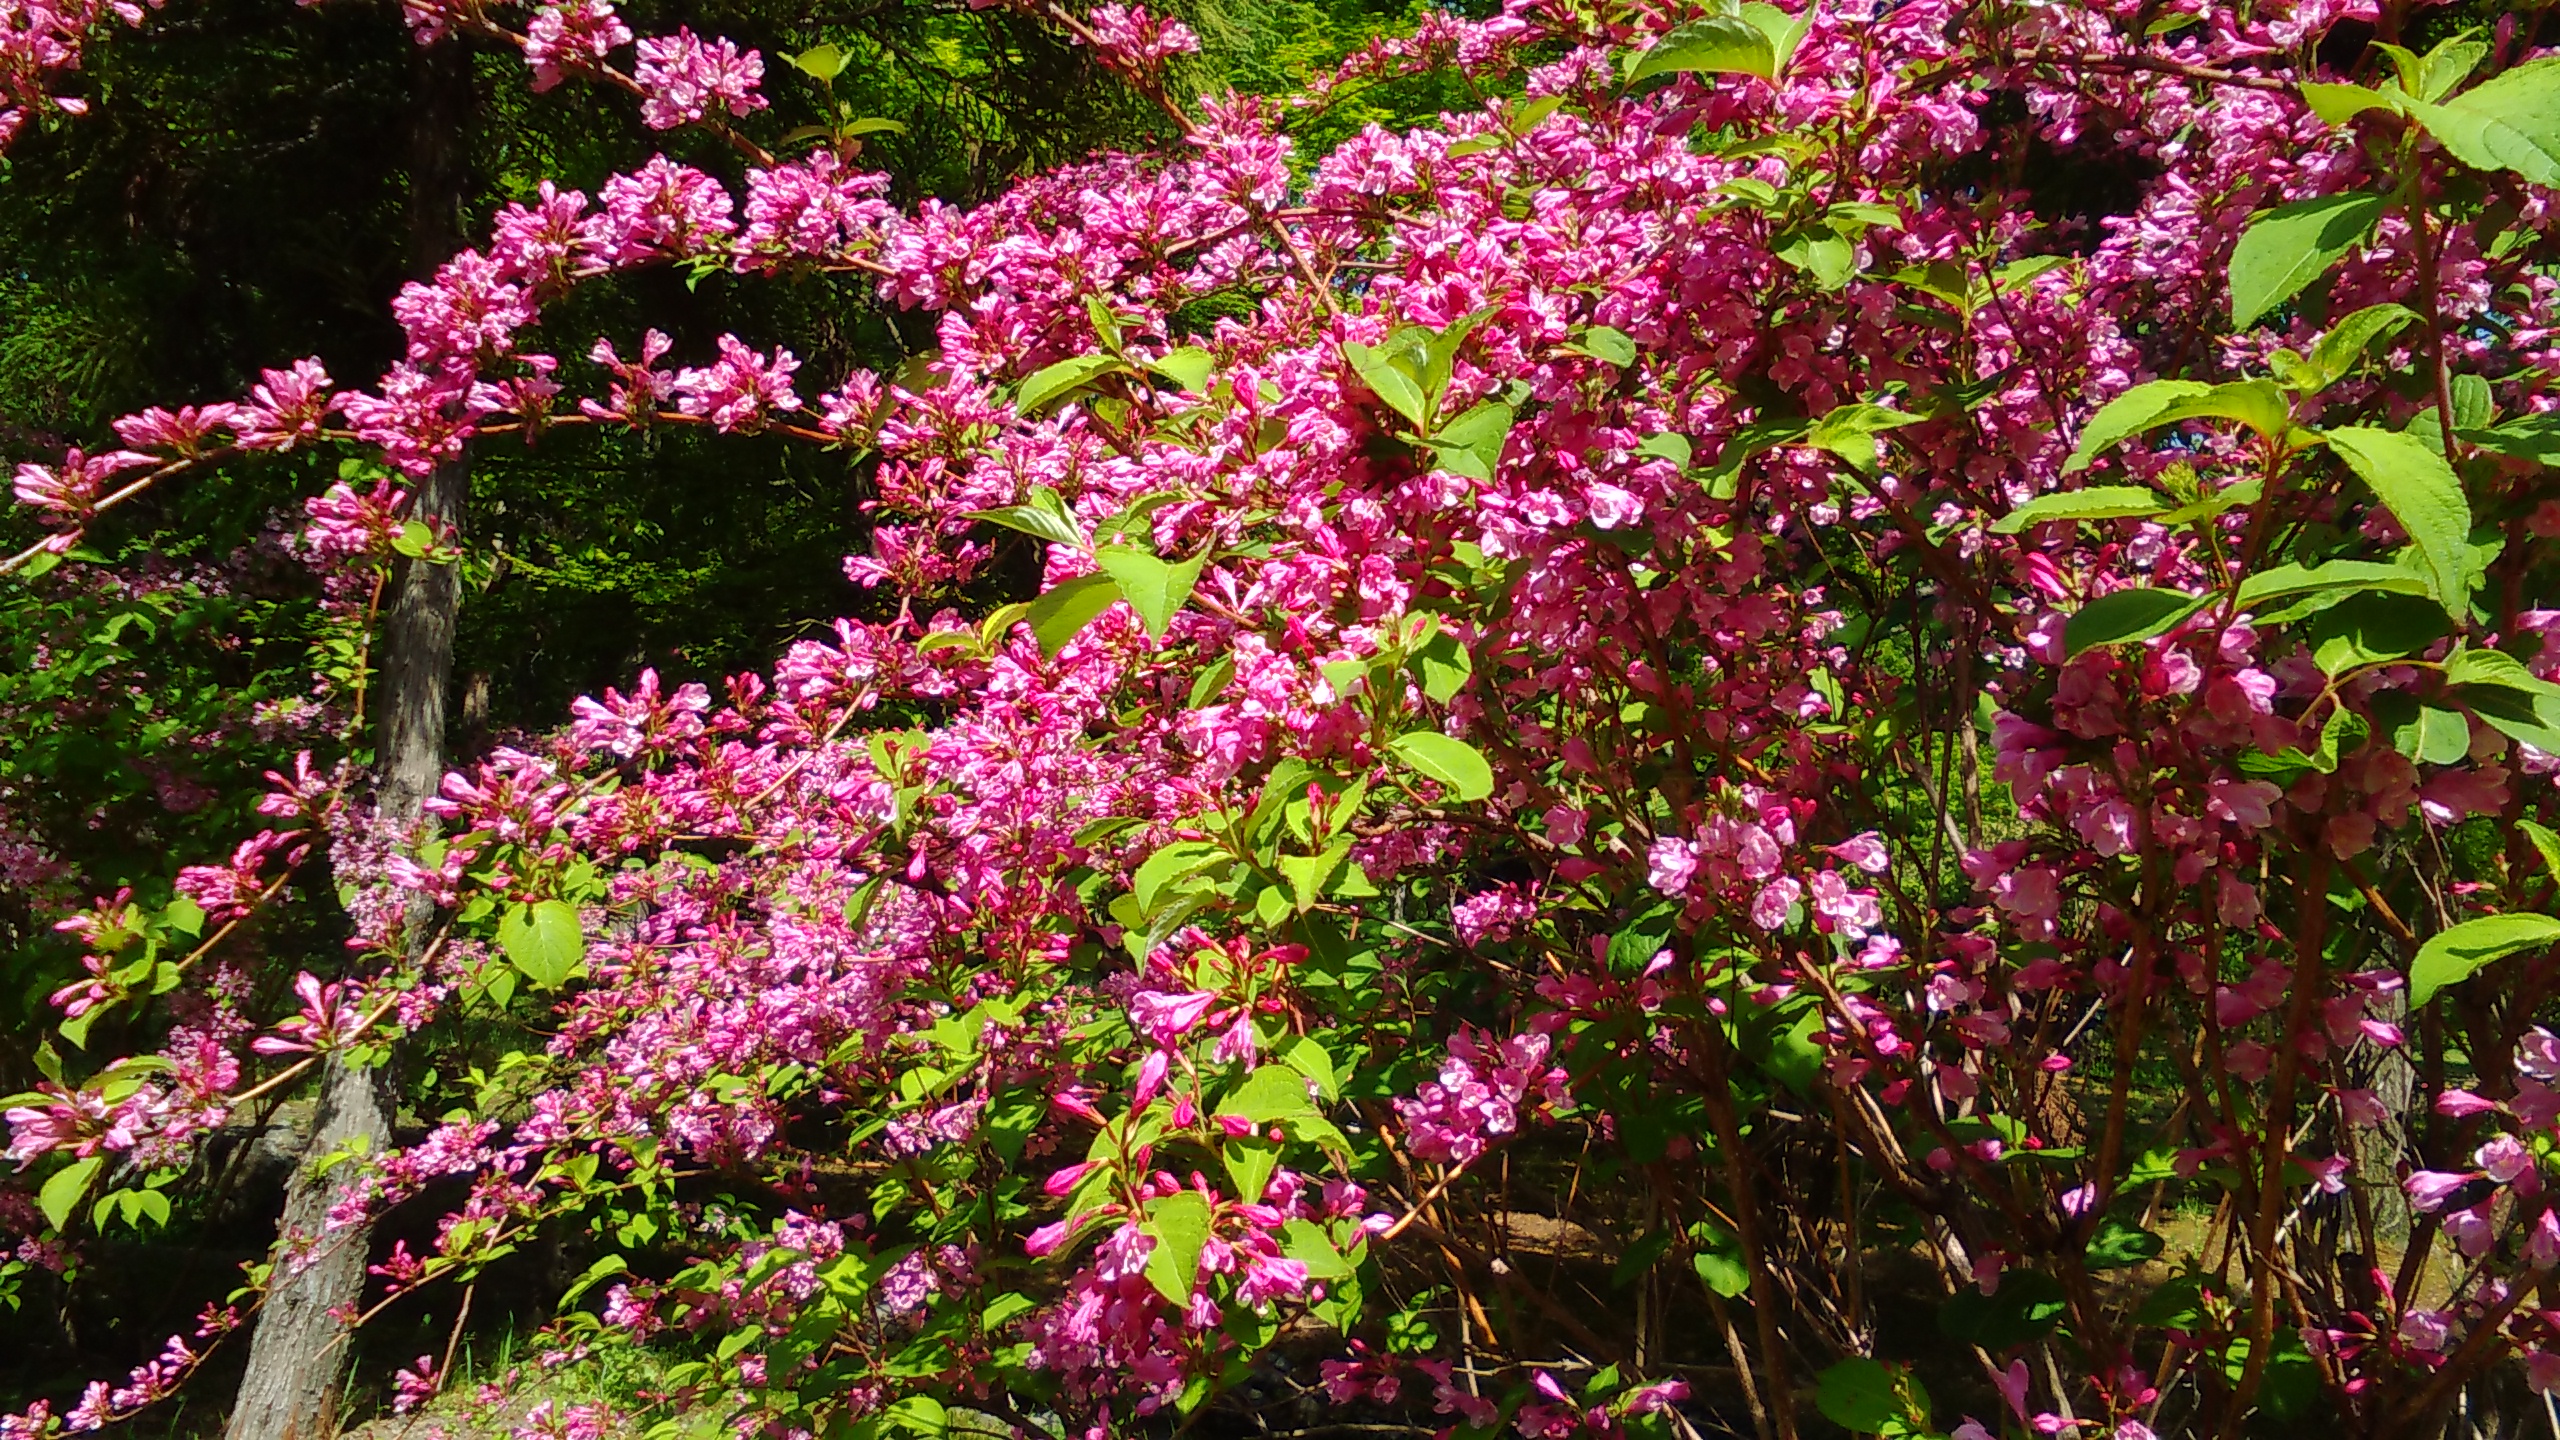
xmin=11 ymin=0 xmax=2560 ymax=1437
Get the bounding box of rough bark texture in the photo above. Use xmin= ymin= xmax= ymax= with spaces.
xmin=220 ymin=44 xmax=472 ymax=1440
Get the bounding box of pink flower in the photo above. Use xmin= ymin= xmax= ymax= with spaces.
xmin=1646 ymin=835 xmax=1699 ymax=894
xmin=2405 ymin=1170 xmax=2479 ymax=1213
xmin=1750 ymin=877 xmax=1801 ymax=931
xmin=670 ymin=335 xmax=801 ymax=432
xmin=633 ymin=28 xmax=766 ymax=130
xmin=1128 ymin=990 xmax=1220 ymax=1046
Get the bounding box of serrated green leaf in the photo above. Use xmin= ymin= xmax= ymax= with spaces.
xmin=1627 ymin=15 xmax=1778 ymax=84
xmin=789 ymin=43 xmax=848 ymax=81
xmin=965 ymin=485 xmax=1083 ymax=548
xmin=2403 ymin=59 xmax=2560 ymax=187
xmin=2084 ymin=1218 xmax=2166 ymax=1270
xmin=1574 ymin=326 xmax=1637 ymax=366
xmin=2300 ymin=80 xmax=2403 ymax=126
xmin=2410 ymin=913 xmax=2560 ymax=1008
xmin=1150 ymin=347 xmax=1214 ymax=392
xmin=2229 ymin=192 xmax=2383 ymax=329
xmin=1992 ymin=486 xmax=2168 ymax=533
xmin=2063 ymin=588 xmax=2208 ymax=657
xmin=498 ymin=900 xmax=585 ymax=990
xmin=2323 ymin=425 xmax=2473 ymax=612
xmin=2235 ymin=559 xmax=2431 ymax=608
xmin=1813 ymin=1358 xmax=1902 ymax=1434
xmin=2522 ymin=820 xmax=2560 ymax=882
xmin=40 ymin=1155 xmax=102 ymax=1231
xmin=2067 ymin=379 xmax=2212 ymax=472
xmin=1133 ymin=840 xmax=1228 ymax=919
xmin=1017 ymin=354 xmax=1129 ymax=413
xmin=1341 ymin=341 xmax=1430 ymax=429
xmin=1027 ymin=572 xmax=1122 ymax=655
xmin=1387 ymin=732 xmax=1495 ymax=802
xmin=1094 ymin=547 xmax=1206 ymax=643
xmin=1218 ymin=1064 xmax=1319 ymax=1121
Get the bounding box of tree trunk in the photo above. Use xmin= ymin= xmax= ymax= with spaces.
xmin=222 ymin=42 xmax=473 ymax=1440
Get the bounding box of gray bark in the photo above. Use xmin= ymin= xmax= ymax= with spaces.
xmin=222 ymin=42 xmax=473 ymax=1440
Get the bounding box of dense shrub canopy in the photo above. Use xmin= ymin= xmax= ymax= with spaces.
xmin=8 ymin=0 xmax=2560 ymax=1437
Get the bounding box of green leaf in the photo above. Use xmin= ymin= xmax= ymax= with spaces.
xmin=498 ymin=900 xmax=586 ymax=990
xmin=40 ymin=1155 xmax=102 ymax=1231
xmin=1387 ymin=732 xmax=1495 ymax=802
xmin=1813 ymin=1358 xmax=1902 ymax=1434
xmin=2308 ymin=590 xmax=2450 ymax=673
xmin=2522 ymin=820 xmax=2560 ymax=882
xmin=2063 ymin=588 xmax=2209 ymax=657
xmin=2300 ymin=81 xmax=2403 ymax=126
xmin=1702 ymin=416 xmax=1810 ymax=494
xmin=2235 ymin=559 xmax=2431 ymax=608
xmin=2404 ymin=59 xmax=2560 ymax=187
xmin=1805 ymin=402 xmax=1922 ymax=473
xmin=1636 ymin=432 xmax=1693 ymax=467
xmin=789 ymin=43 xmax=848 ymax=82
xmin=2465 ymin=413 xmax=2560 ymax=463
xmin=1413 ymin=629 xmax=1472 ymax=705
xmin=1737 ymin=1 xmax=1811 ymax=73
xmin=1149 ymin=347 xmax=1214 ymax=393
xmin=2290 ymin=303 xmax=2419 ymax=392
xmin=1992 ymin=486 xmax=2168 ymax=533
xmin=1627 ymin=15 xmax=1778 ymax=85
xmin=1017 ymin=355 xmax=1129 ymax=414
xmin=1133 ymin=839 xmax=1229 ymax=918
xmin=965 ymin=485 xmax=1083 ymax=548
xmin=1279 ymin=1034 xmax=1340 ymax=1101
xmin=1093 ymin=547 xmax=1206 ymax=643
xmin=2084 ymin=1218 xmax=2166 ymax=1271
xmin=1146 ymin=1183 xmax=1213 ymax=1306
xmin=1690 ymin=1224 xmax=1750 ymax=1298
xmin=1027 ymin=572 xmax=1122 ymax=655
xmin=1428 ymin=401 xmax=1514 ymax=479
xmin=1341 ymin=341 xmax=1430 ymax=430
xmin=2066 ymin=379 xmax=2212 ymax=472
xmin=1278 ymin=841 xmax=1352 ymax=914
xmin=1775 ymin=226 xmax=1856 ymax=291
xmin=1218 ymin=1064 xmax=1319 ymax=1122
xmin=1281 ymin=1217 xmax=1354 ymax=1278
xmin=1572 ymin=326 xmax=1638 ymax=366
xmin=840 ymin=117 xmax=905 ymax=139
xmin=1940 ymin=1268 xmax=2068 ymax=1350
xmin=2229 ymin=192 xmax=2383 ymax=328
xmin=2153 ymin=379 xmax=2294 ymax=441
xmin=2390 ymin=702 xmax=2474 ymax=765
xmin=2410 ymin=913 xmax=2560 ymax=1008
xmin=1608 ymin=902 xmax=1681 ymax=976
xmin=2322 ymin=426 xmax=2473 ymax=612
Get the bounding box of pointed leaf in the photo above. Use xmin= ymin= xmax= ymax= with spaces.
xmin=1341 ymin=342 xmax=1430 ymax=429
xmin=1992 ymin=486 xmax=2168 ymax=533
xmin=2404 ymin=59 xmax=2560 ymax=187
xmin=1027 ymin=572 xmax=1123 ymax=655
xmin=1628 ymin=15 xmax=1778 ymax=84
xmin=2066 ymin=380 xmax=2211 ymax=471
xmin=1017 ymin=355 xmax=1129 ymax=414
xmin=1148 ymin=347 xmax=1214 ymax=393
xmin=1388 ymin=732 xmax=1495 ymax=802
xmin=1143 ymin=1192 xmax=1211 ymax=1304
xmin=1094 ymin=547 xmax=1206 ymax=643
xmin=2411 ymin=913 xmax=2560 ymax=1008
xmin=2323 ymin=426 xmax=2473 ymax=612
xmin=2229 ymin=193 xmax=2383 ymax=329
xmin=40 ymin=1155 xmax=103 ymax=1231
xmin=2063 ymin=588 xmax=2209 ymax=657
xmin=499 ymin=900 xmax=586 ymax=990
